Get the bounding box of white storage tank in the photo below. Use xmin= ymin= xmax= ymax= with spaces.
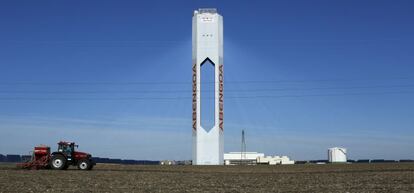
xmin=328 ymin=147 xmax=347 ymax=163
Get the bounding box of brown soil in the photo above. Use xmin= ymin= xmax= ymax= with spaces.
xmin=0 ymin=163 xmax=413 ymax=193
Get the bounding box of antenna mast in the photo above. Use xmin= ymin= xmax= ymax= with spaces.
xmin=240 ymin=129 xmax=246 ymax=165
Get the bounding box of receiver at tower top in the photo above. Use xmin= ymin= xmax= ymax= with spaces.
xmin=192 ymin=8 xmax=223 ymax=68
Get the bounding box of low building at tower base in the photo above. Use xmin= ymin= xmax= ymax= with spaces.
xmin=257 ymin=156 xmax=295 ymax=165
xmin=224 ymin=152 xmax=295 ymax=165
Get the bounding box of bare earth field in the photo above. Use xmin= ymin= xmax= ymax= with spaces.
xmin=0 ymin=163 xmax=413 ymax=193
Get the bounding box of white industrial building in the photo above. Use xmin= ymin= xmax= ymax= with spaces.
xmin=224 ymin=152 xmax=295 ymax=165
xmin=160 ymin=160 xmax=175 ymax=165
xmin=328 ymin=147 xmax=347 ymax=163
xmin=224 ymin=152 xmax=264 ymax=165
xmin=256 ymin=156 xmax=295 ymax=165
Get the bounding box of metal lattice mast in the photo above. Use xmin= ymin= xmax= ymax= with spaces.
xmin=241 ymin=129 xmax=246 ymax=165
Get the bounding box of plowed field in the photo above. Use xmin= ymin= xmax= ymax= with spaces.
xmin=1 ymin=163 xmax=413 ymax=192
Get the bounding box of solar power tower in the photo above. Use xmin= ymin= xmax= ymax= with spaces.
xmin=192 ymin=8 xmax=224 ymax=165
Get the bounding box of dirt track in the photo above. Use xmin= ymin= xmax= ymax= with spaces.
xmin=0 ymin=163 xmax=413 ymax=192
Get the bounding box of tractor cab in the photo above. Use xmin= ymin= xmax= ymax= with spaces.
xmin=57 ymin=141 xmax=77 ymax=157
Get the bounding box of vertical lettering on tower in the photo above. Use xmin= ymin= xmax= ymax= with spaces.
xmin=192 ymin=64 xmax=197 ymax=130
xmin=218 ymin=64 xmax=224 ymax=131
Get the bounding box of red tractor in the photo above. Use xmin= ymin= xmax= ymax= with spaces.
xmin=18 ymin=141 xmax=95 ymax=170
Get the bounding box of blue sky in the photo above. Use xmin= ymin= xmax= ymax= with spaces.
xmin=0 ymin=0 xmax=413 ymax=160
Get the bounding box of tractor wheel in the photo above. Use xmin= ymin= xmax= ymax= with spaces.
xmin=50 ymin=155 xmax=67 ymax=170
xmin=77 ymin=159 xmax=91 ymax=170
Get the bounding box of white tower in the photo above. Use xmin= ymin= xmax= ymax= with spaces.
xmin=192 ymin=8 xmax=224 ymax=165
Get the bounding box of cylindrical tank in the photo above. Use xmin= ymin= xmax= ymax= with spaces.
xmin=328 ymin=147 xmax=347 ymax=163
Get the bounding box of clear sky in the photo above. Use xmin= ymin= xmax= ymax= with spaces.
xmin=0 ymin=0 xmax=413 ymax=161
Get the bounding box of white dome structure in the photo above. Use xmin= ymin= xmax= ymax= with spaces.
xmin=328 ymin=147 xmax=347 ymax=163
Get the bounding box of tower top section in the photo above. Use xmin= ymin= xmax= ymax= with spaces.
xmin=192 ymin=7 xmax=223 ymax=65
xmin=194 ymin=8 xmax=218 ymax=15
